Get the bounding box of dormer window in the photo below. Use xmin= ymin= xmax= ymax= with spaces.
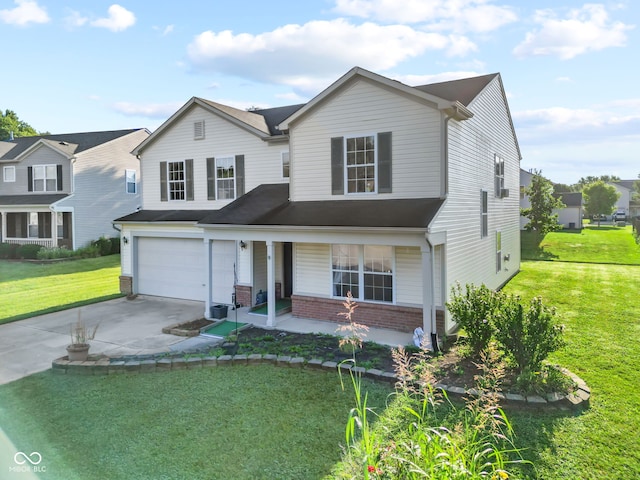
xmin=194 ymin=120 xmax=205 ymax=140
xmin=346 ymin=135 xmax=376 ymax=193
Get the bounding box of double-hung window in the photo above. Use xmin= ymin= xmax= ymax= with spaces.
xmin=332 ymin=244 xmax=394 ymax=303
xmin=481 ymin=190 xmax=488 ymax=238
xmin=28 ymin=212 xmax=39 ymax=238
xmin=346 ymin=135 xmax=376 ymax=193
xmin=216 ymin=157 xmax=235 ymax=200
xmin=125 ymin=169 xmax=136 ymax=194
xmin=281 ymin=151 xmax=290 ymax=179
xmin=168 ymin=161 xmax=186 ymax=200
xmin=494 ymin=154 xmax=505 ymax=197
xmin=33 ymin=164 xmax=57 ymax=192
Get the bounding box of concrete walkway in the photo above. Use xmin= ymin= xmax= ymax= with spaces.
xmin=0 ymin=296 xmax=414 ymax=385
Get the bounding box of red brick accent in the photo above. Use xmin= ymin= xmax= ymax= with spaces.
xmin=119 ymin=275 xmax=132 ymax=295
xmin=234 ymin=285 xmax=252 ymax=307
xmin=436 ymin=309 xmax=445 ymax=335
xmin=291 ymin=295 xmax=422 ymax=333
xmin=275 ymin=282 xmax=282 ymax=300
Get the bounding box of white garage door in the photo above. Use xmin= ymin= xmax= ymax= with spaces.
xmin=137 ymin=237 xmax=205 ymax=301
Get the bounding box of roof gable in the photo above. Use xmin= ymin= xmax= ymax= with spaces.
xmin=414 ymin=73 xmax=498 ymax=107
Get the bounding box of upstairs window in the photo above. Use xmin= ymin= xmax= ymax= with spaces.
xmin=346 ymin=135 xmax=376 ymax=193
xmin=494 ymin=154 xmax=505 ymax=197
xmin=168 ymin=161 xmax=186 ymax=200
xmin=3 ymin=166 xmax=15 ymax=182
xmin=194 ymin=120 xmax=205 ymax=140
xmin=282 ymin=151 xmax=290 ymax=178
xmin=32 ymin=164 xmax=58 ymax=192
xmin=125 ymin=169 xmax=136 ymax=194
xmin=216 ymin=157 xmax=235 ymax=200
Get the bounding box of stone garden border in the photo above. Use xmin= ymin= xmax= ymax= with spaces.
xmin=51 ymin=354 xmax=590 ymax=411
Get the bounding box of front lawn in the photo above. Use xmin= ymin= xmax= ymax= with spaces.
xmin=521 ymin=225 xmax=640 ymax=265
xmin=0 ymin=366 xmax=391 ymax=480
xmin=0 ymin=255 xmax=123 ymax=324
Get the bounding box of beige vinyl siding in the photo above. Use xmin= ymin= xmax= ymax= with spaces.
xmin=141 ymin=106 xmax=287 ymax=210
xmin=434 ymin=245 xmax=443 ymax=306
xmin=5 ymin=146 xmax=71 ymax=195
xmin=431 ymin=77 xmax=520 ymax=302
xmin=294 ymin=243 xmax=330 ymax=296
xmin=395 ymin=246 xmax=422 ymax=306
xmin=289 ymin=78 xmax=442 ymax=202
xmin=236 ymin=242 xmax=252 ymax=285
xmin=57 ymin=129 xmax=148 ymax=248
xmin=253 ymin=241 xmax=267 ymax=302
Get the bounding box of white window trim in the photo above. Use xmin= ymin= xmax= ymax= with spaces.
xmin=494 ymin=153 xmax=505 ymax=198
xmin=28 ymin=212 xmax=39 ymax=239
xmin=125 ymin=169 xmax=137 ymax=194
xmin=167 ymin=160 xmax=186 ymax=202
xmin=344 ymin=133 xmax=377 ymax=195
xmin=281 ymin=150 xmax=290 ymax=179
xmin=33 ymin=164 xmax=57 ymax=192
xmin=3 ymin=165 xmax=15 ymax=182
xmin=496 ymin=231 xmax=502 ymax=273
xmin=215 ymin=156 xmax=236 ymax=200
xmin=330 ymin=244 xmax=395 ymax=304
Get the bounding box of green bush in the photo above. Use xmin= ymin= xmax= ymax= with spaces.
xmin=16 ymin=244 xmax=43 ymax=259
xmin=109 ymin=236 xmax=121 ymax=254
xmin=446 ymin=282 xmax=499 ymax=356
xmin=0 ymin=242 xmax=18 ymax=259
xmin=74 ymin=244 xmax=100 ymax=258
xmin=91 ymin=236 xmax=112 ymax=256
xmin=36 ymin=246 xmax=75 ymax=260
xmin=493 ymin=295 xmax=566 ymax=375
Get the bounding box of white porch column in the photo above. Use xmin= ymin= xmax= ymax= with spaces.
xmin=421 ymin=243 xmax=434 ymax=350
xmin=204 ymin=238 xmax=213 ymax=320
xmin=0 ymin=210 xmax=6 ymax=242
xmin=266 ymin=240 xmax=276 ymax=327
xmin=51 ymin=211 xmax=58 ymax=247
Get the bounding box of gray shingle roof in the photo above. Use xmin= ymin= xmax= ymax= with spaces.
xmin=0 ymin=129 xmax=144 ymax=160
xmin=0 ymin=194 xmax=69 ymax=206
xmin=199 ymin=184 xmax=444 ymax=229
xmin=115 ymin=210 xmax=213 ymax=223
xmin=414 ymin=73 xmax=498 ymax=107
xmin=553 ymin=192 xmax=582 ymax=207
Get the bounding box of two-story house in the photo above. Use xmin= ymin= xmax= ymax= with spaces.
xmin=116 ymin=67 xmax=521 ymax=342
xmin=0 ymin=129 xmax=149 ymax=250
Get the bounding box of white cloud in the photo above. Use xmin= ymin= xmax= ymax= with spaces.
xmin=332 ymin=0 xmax=517 ymax=33
xmin=90 ymin=4 xmax=135 ymax=32
xmin=513 ymin=4 xmax=633 ymax=59
xmin=113 ymin=101 xmax=184 ymax=118
xmin=64 ymin=10 xmax=88 ymax=28
xmin=186 ymin=19 xmax=475 ymax=95
xmin=0 ymin=0 xmax=49 ymax=26
xmin=154 ymin=24 xmax=174 ymax=36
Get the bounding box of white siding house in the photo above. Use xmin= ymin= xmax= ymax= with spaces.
xmin=0 ymin=129 xmax=148 ymax=250
xmin=116 ymin=67 xmax=522 ymax=345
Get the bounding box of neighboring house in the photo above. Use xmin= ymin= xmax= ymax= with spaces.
xmin=609 ymin=180 xmax=638 ymax=217
xmin=553 ymin=192 xmax=583 ymax=229
xmin=116 ymin=67 xmax=522 ymax=342
xmin=519 ymin=169 xmax=582 ymax=229
xmin=0 ymin=129 xmax=149 ymax=249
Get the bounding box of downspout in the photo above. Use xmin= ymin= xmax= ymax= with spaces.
xmin=424 ymin=233 xmax=437 ymax=346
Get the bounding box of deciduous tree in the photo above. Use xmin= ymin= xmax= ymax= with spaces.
xmin=583 ymin=181 xmax=620 ymax=226
xmin=0 ymin=109 xmax=39 ymax=140
xmin=521 ymin=170 xmax=565 ymax=236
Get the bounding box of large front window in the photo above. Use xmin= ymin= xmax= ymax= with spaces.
xmin=332 ymin=244 xmax=393 ymax=303
xmin=168 ymin=161 xmax=185 ymax=200
xmin=346 ymin=135 xmax=375 ymax=193
xmin=216 ymin=157 xmax=235 ymax=199
xmin=33 ymin=164 xmax=57 ymax=192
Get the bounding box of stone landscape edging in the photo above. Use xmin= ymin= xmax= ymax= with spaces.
xmin=51 ymin=354 xmax=590 ymax=411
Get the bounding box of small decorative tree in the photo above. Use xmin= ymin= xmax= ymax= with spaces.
xmin=521 ymin=170 xmax=565 ymax=237
xmin=583 ymin=181 xmax=620 ymax=227
xmin=336 ymin=291 xmax=369 ymax=357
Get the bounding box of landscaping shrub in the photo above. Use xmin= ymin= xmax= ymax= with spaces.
xmin=74 ymin=244 xmax=100 ymax=258
xmin=109 ymin=236 xmax=121 ymax=254
xmin=16 ymin=244 xmax=43 ymax=259
xmin=0 ymin=242 xmax=18 ymax=259
xmin=446 ymin=282 xmax=499 ymax=356
xmin=36 ymin=246 xmax=76 ymax=260
xmin=91 ymin=236 xmax=112 ymax=256
xmin=492 ymin=295 xmax=566 ymax=376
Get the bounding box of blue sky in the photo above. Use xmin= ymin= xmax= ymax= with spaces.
xmin=0 ymin=0 xmax=638 ymax=184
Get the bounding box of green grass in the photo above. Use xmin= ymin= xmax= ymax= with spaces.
xmin=521 ymin=225 xmax=640 ymax=264
xmin=501 ymin=227 xmax=640 ymax=478
xmin=0 ymin=366 xmax=392 ymax=480
xmin=0 ymin=255 xmax=123 ymax=324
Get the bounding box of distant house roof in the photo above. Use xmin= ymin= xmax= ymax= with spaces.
xmin=0 ymin=129 xmax=145 ymax=160
xmin=198 ymin=184 xmax=444 ymax=229
xmin=115 ymin=210 xmax=212 ymax=223
xmin=612 ymin=180 xmax=636 ymax=191
xmin=414 ymin=73 xmax=498 ymax=107
xmin=553 ymin=192 xmax=582 ymax=207
xmin=0 ymin=194 xmax=69 ymax=206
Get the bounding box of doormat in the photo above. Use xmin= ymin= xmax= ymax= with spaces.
xmin=201 ymin=320 xmax=247 ymax=338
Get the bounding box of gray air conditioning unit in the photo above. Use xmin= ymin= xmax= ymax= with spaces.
xmin=500 ymin=188 xmax=510 ymax=198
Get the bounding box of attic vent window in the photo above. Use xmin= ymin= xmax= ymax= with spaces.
xmin=59 ymin=141 xmax=69 ymax=146
xmin=194 ymin=120 xmax=205 ymax=140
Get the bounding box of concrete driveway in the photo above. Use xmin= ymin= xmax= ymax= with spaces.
xmin=0 ymin=296 xmax=204 ymax=385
